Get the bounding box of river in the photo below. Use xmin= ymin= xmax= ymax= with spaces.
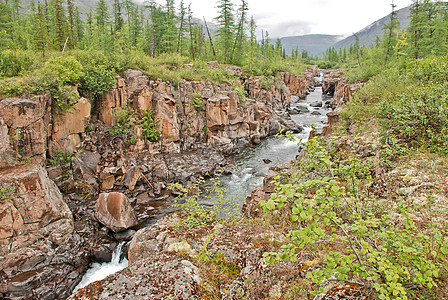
xmin=73 ymin=79 xmax=331 ymax=292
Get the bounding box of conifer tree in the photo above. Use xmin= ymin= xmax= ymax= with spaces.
xmin=231 ymin=0 xmax=248 ymax=63
xmin=0 ymin=2 xmax=12 ymax=49
xmin=215 ymin=0 xmax=235 ymax=62
xmin=66 ymin=0 xmax=77 ymax=48
xmin=53 ymin=0 xmax=67 ymax=50
xmin=34 ymin=2 xmax=48 ymax=56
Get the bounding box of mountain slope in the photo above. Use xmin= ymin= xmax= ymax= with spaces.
xmin=331 ymin=6 xmax=411 ymax=50
xmin=280 ymin=34 xmax=343 ymax=56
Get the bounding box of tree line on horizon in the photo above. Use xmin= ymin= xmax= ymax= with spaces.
xmin=320 ymin=0 xmax=448 ymax=77
xmin=0 ymin=0 xmax=299 ymax=69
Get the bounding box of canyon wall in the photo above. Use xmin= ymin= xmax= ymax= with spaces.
xmin=0 ymin=64 xmax=311 ymax=299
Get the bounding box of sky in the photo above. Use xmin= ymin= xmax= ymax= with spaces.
xmin=153 ymin=0 xmax=412 ymax=38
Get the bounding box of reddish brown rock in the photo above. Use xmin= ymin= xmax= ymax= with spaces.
xmin=0 ymin=117 xmax=17 ymax=168
xmin=94 ymin=192 xmax=138 ymax=232
xmin=0 ymin=93 xmax=51 ymax=159
xmin=0 ymin=165 xmax=79 ymax=300
xmin=50 ymin=97 xmax=91 ymax=154
xmin=97 ymin=77 xmax=126 ymax=126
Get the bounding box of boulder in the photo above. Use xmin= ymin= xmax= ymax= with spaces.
xmin=94 ymin=192 xmax=138 ymax=232
xmin=72 ymin=150 xmax=101 ymax=182
xmin=310 ymin=101 xmax=323 ymax=108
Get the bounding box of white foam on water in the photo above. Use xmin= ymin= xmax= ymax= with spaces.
xmin=73 ymin=242 xmax=128 ymax=293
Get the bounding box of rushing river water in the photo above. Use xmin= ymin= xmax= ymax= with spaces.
xmin=204 ymin=85 xmax=332 ymax=208
xmin=74 ymin=79 xmax=331 ymax=293
xmin=73 ymin=242 xmax=128 ymax=293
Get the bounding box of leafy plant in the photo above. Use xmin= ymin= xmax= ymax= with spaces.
xmin=0 ymin=50 xmax=35 ymax=77
xmin=80 ymin=64 xmax=116 ymax=100
xmin=170 ymin=173 xmax=238 ymax=230
xmin=191 ymin=92 xmax=205 ymax=111
xmin=141 ymin=109 xmax=161 ymax=142
xmin=261 ymin=137 xmax=448 ymax=299
xmin=41 ymin=56 xmax=83 ymax=85
xmin=110 ymin=107 xmax=134 ymax=136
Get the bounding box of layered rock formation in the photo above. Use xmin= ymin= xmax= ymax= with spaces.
xmin=0 ymin=165 xmax=86 ymax=299
xmin=0 ymin=63 xmax=313 ymax=299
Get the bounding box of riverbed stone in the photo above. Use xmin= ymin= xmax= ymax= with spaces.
xmin=94 ymin=192 xmax=138 ymax=232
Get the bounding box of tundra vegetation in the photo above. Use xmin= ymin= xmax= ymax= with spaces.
xmin=1 ymin=0 xmax=448 ymax=298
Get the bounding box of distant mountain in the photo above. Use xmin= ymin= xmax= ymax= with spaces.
xmin=279 ymin=34 xmax=344 ymax=56
xmin=331 ymin=6 xmax=411 ymax=50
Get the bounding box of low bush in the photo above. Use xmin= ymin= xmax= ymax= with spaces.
xmin=261 ymin=136 xmax=448 ymax=299
xmin=0 ymin=50 xmax=35 ymax=77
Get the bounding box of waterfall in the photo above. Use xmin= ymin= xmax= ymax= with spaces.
xmin=73 ymin=241 xmax=128 ymax=293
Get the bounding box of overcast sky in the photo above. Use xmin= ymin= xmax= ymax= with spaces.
xmin=152 ymin=0 xmax=412 ymax=38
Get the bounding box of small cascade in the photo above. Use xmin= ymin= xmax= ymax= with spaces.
xmin=73 ymin=242 xmax=128 ymax=293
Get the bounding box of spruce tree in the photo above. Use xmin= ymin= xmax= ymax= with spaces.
xmin=34 ymin=2 xmax=48 ymax=56
xmin=215 ymin=0 xmax=235 ymax=63
xmin=0 ymin=2 xmax=12 ymax=49
xmin=53 ymin=0 xmax=67 ymax=50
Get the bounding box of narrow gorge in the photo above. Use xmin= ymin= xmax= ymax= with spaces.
xmin=0 ymin=62 xmax=342 ymax=299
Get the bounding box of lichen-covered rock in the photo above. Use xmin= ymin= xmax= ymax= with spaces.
xmin=94 ymin=192 xmax=138 ymax=232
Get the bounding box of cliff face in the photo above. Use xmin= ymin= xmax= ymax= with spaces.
xmin=95 ymin=69 xmax=307 ymax=156
xmin=0 ymin=65 xmax=311 ymax=299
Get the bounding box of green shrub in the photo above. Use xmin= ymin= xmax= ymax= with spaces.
xmin=42 ymin=56 xmax=83 ymax=85
xmin=380 ymin=82 xmax=448 ymax=154
xmin=261 ymin=137 xmax=448 ymax=299
xmin=0 ymin=50 xmax=35 ymax=77
xmin=141 ymin=109 xmax=160 ymax=141
xmin=405 ymin=55 xmax=448 ymax=83
xmin=80 ymin=64 xmax=116 ymax=100
xmin=191 ymin=92 xmax=205 ymax=111
xmin=110 ymin=107 xmax=134 ymax=136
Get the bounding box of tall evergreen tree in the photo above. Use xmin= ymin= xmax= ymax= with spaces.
xmin=66 ymin=0 xmax=77 ymax=48
xmin=215 ymin=0 xmax=235 ymax=63
xmin=113 ymin=0 xmax=123 ymax=32
xmin=52 ymin=0 xmax=67 ymax=50
xmin=231 ymin=0 xmax=248 ymax=63
xmin=383 ymin=0 xmax=400 ymax=64
xmin=34 ymin=2 xmax=48 ymax=56
xmin=0 ymin=2 xmax=12 ymax=49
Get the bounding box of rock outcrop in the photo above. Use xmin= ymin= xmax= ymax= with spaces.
xmin=0 ymin=93 xmax=52 ymax=163
xmin=50 ymin=97 xmax=91 ymax=155
xmin=0 ymin=165 xmax=86 ymax=299
xmin=94 ymin=192 xmax=138 ymax=232
xmin=0 ymin=64 xmax=314 ymax=299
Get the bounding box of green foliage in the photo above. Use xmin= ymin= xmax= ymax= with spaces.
xmin=170 ymin=174 xmax=238 ymax=230
xmin=141 ymin=109 xmax=160 ymax=142
xmin=0 ymin=187 xmax=12 ymax=201
xmin=406 ymin=55 xmax=448 ymax=83
xmin=191 ymin=92 xmax=205 ymax=111
xmin=80 ymin=63 xmax=116 ymax=100
xmin=110 ymin=107 xmax=134 ymax=136
xmin=380 ymin=82 xmax=448 ymax=154
xmin=48 ymin=151 xmax=73 ymax=166
xmin=42 ymin=56 xmax=83 ymax=85
xmin=0 ymin=50 xmax=35 ymax=77
xmin=317 ymin=61 xmax=337 ymax=69
xmin=261 ymin=137 xmax=448 ymax=299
